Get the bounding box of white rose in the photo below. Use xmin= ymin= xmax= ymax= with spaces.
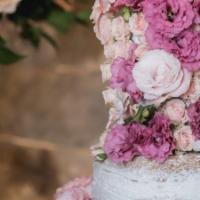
xmin=174 ymin=126 xmax=194 ymax=152
xmin=129 ymin=13 xmax=148 ymax=45
xmin=100 ymin=63 xmax=111 ymax=82
xmin=0 ymin=0 xmax=21 ymax=13
xmin=132 ymin=50 xmax=192 ymax=101
xmin=111 ymin=16 xmax=130 ymax=41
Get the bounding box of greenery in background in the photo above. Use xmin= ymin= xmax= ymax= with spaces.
xmin=0 ymin=0 xmax=91 ymax=65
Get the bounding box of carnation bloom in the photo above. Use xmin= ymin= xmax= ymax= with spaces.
xmin=55 ymin=177 xmax=92 ymax=200
xmin=141 ymin=113 xmax=175 ymax=163
xmin=110 ymin=57 xmax=143 ymax=102
xmin=0 ymin=0 xmax=21 ymax=13
xmin=132 ymin=50 xmax=192 ymax=101
xmin=143 ymin=0 xmax=195 ymax=38
xmin=188 ymin=99 xmax=200 ymax=140
xmin=104 ymin=124 xmax=140 ymax=163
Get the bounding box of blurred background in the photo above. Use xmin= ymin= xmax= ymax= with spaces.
xmin=0 ymin=0 xmax=107 ymax=199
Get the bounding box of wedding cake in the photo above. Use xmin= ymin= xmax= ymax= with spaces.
xmin=55 ymin=0 xmax=200 ymax=199
xmin=90 ymin=0 xmax=200 ymax=199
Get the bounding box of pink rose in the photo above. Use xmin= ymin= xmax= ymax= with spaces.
xmin=174 ymin=126 xmax=194 ymax=152
xmin=132 ymin=50 xmax=192 ymax=101
xmin=94 ymin=14 xmax=112 ymax=45
xmin=129 ymin=13 xmax=148 ymax=44
xmin=164 ymin=99 xmax=186 ymax=123
xmin=55 ymin=177 xmax=92 ymax=200
xmin=111 ymin=16 xmax=130 ymax=41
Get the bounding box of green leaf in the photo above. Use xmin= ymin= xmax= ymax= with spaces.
xmin=97 ymin=153 xmax=107 ymax=161
xmin=0 ymin=45 xmax=24 ymax=65
xmin=47 ymin=10 xmax=74 ymax=33
xmin=75 ymin=10 xmax=91 ymax=24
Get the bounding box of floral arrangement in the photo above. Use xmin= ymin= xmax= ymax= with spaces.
xmin=91 ymin=0 xmax=200 ymax=164
xmin=0 ymin=0 xmax=90 ymax=65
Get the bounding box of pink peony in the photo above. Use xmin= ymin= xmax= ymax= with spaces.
xmin=104 ymin=124 xmax=140 ymax=163
xmin=188 ymin=99 xmax=200 ymax=140
xmin=55 ymin=177 xmax=92 ymax=200
xmin=146 ymin=28 xmax=200 ymax=72
xmin=110 ymin=57 xmax=142 ymax=102
xmin=143 ymin=0 xmax=195 ymax=38
xmin=141 ymin=113 xmax=175 ymax=163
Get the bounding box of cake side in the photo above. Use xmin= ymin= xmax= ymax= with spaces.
xmin=92 ymin=153 xmax=200 ymax=200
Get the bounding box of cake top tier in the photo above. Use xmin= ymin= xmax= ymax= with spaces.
xmin=91 ymin=0 xmax=200 ymax=165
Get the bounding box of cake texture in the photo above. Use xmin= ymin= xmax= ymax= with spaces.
xmin=93 ymin=154 xmax=200 ymax=200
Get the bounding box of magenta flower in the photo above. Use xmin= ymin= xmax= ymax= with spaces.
xmin=143 ymin=0 xmax=195 ymax=38
xmin=192 ymin=0 xmax=200 ymax=24
xmin=110 ymin=57 xmax=143 ymax=102
xmin=188 ymin=99 xmax=200 ymax=140
xmin=146 ymin=28 xmax=200 ymax=72
xmin=104 ymin=124 xmax=140 ymax=164
xmin=140 ymin=113 xmax=175 ymax=163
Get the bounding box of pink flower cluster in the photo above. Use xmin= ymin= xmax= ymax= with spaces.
xmin=144 ymin=0 xmax=200 ymax=72
xmin=110 ymin=57 xmax=142 ymax=102
xmin=104 ymin=113 xmax=175 ymax=163
xmin=55 ymin=177 xmax=92 ymax=200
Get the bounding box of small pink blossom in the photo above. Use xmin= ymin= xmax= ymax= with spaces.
xmin=143 ymin=0 xmax=195 ymax=38
xmin=129 ymin=13 xmax=148 ymax=44
xmin=110 ymin=57 xmax=143 ymax=102
xmin=113 ymin=0 xmax=144 ymax=10
xmin=164 ymin=99 xmax=186 ymax=123
xmin=174 ymin=126 xmax=194 ymax=152
xmin=111 ymin=16 xmax=130 ymax=41
xmin=55 ymin=177 xmax=92 ymax=200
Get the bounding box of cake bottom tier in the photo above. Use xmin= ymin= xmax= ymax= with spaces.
xmin=92 ymin=153 xmax=200 ymax=200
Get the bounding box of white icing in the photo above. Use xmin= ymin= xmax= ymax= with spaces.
xmin=92 ymin=156 xmax=200 ymax=200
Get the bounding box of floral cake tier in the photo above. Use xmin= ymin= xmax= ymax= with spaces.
xmin=90 ymin=0 xmax=200 ymax=199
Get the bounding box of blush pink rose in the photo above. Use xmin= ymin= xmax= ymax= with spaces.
xmin=55 ymin=177 xmax=92 ymax=200
xmin=132 ymin=50 xmax=192 ymax=101
xmin=174 ymin=126 xmax=194 ymax=151
xmin=164 ymin=99 xmax=186 ymax=123
xmin=111 ymin=16 xmax=130 ymax=41
xmin=94 ymin=14 xmax=112 ymax=45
